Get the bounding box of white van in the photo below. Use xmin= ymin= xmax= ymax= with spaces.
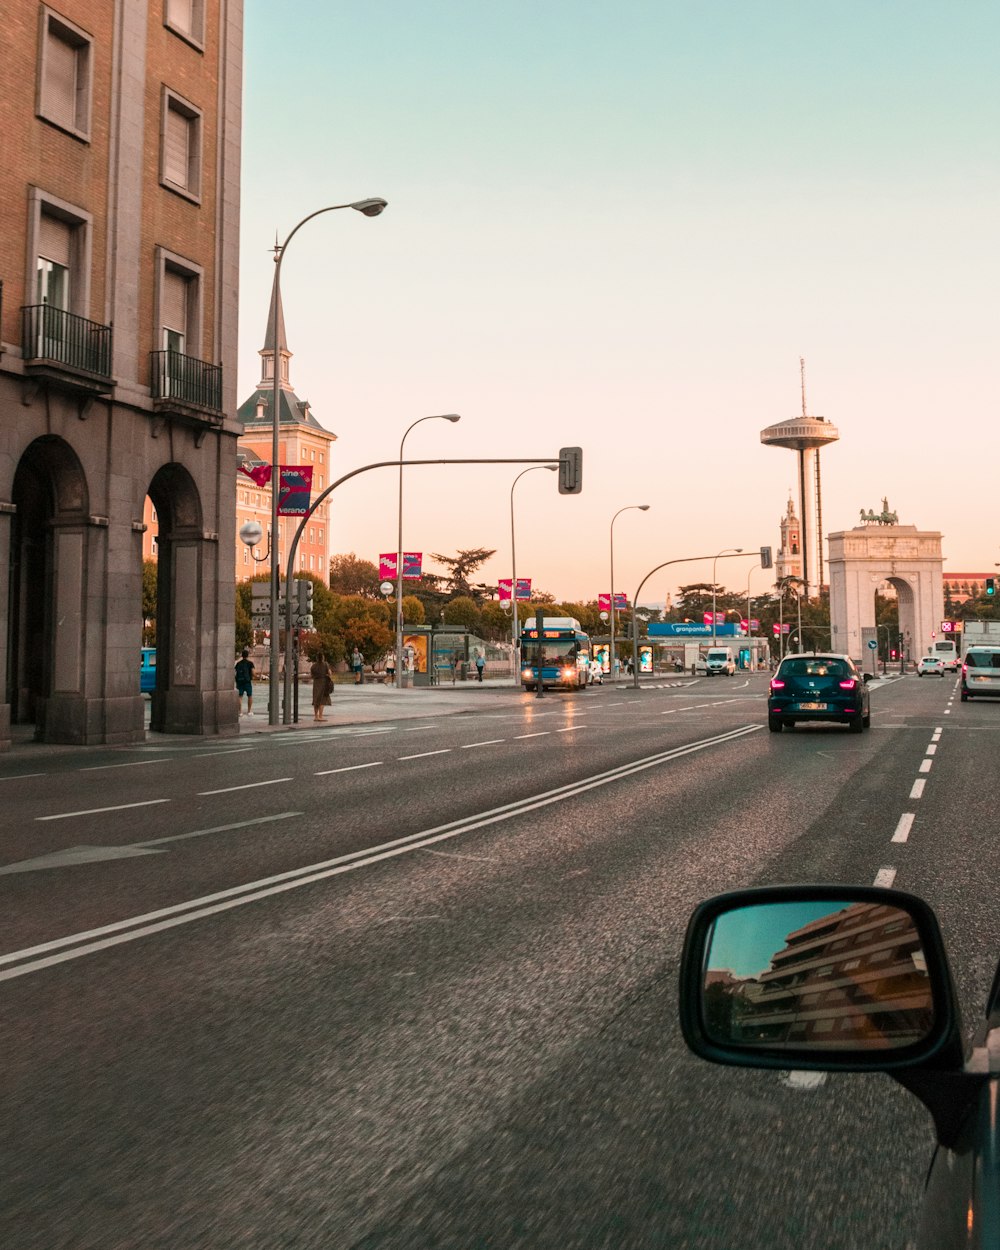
xmin=704 ymin=647 xmax=736 ymax=676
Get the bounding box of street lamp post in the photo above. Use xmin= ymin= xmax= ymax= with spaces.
xmin=610 ymin=505 xmax=650 ymax=681
xmin=745 ymin=563 xmax=760 ymax=671
xmin=510 ymin=465 xmax=557 ymax=681
xmin=395 ymin=414 xmax=461 ymax=688
xmin=712 ymin=548 xmax=743 ymax=648
xmin=267 ymin=197 xmax=386 ymax=724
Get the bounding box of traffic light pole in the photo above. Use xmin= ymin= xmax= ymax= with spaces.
xmin=279 ymin=453 xmax=580 ymax=722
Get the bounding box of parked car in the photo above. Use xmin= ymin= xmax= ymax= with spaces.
xmin=917 ymin=655 xmax=946 ymax=677
xmin=960 ymin=646 xmax=1000 ymax=701
xmin=767 ymin=652 xmax=871 ymax=733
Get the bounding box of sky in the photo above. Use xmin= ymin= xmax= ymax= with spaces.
xmin=238 ymin=1 xmax=999 ymax=607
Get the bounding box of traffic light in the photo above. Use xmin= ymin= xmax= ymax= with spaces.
xmin=558 ymin=446 xmax=582 ymax=494
xmin=295 ymin=578 xmax=314 ymax=630
xmin=760 ymin=545 xmax=772 ymax=570
xmin=987 ymin=578 xmax=996 ymax=596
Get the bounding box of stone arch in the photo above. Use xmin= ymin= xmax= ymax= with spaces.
xmin=8 ymin=436 xmax=90 ymax=729
xmin=827 ymin=525 xmax=942 ymax=666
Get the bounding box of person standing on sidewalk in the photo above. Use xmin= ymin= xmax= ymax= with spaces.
xmin=310 ymin=652 xmax=334 ymax=722
xmin=235 ymin=648 xmax=255 ymax=716
xmin=475 ymin=653 xmax=485 ymax=682
xmin=351 ymin=647 xmax=365 ymax=684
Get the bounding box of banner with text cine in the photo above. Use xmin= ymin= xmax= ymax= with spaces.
xmin=599 ymin=593 xmax=628 ymax=611
xmin=379 ymin=552 xmax=423 ymax=580
xmin=276 ymin=466 xmax=313 ymax=516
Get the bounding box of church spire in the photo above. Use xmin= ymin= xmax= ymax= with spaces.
xmin=257 ymin=252 xmax=293 ymax=389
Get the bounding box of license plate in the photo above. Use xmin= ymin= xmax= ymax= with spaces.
xmin=797 ymin=701 xmax=827 ymax=711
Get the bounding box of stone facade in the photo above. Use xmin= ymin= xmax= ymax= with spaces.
xmin=0 ymin=0 xmax=243 ymax=748
xmin=828 ymin=525 xmax=943 ymax=666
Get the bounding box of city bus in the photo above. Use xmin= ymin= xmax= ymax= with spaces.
xmin=519 ymin=617 xmax=591 ymax=691
xmin=928 ymin=639 xmax=959 ymax=671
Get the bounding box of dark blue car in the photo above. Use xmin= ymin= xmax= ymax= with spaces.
xmin=768 ymin=652 xmax=871 ymax=733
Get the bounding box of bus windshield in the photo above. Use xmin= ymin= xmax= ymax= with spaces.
xmin=523 ymin=640 xmax=580 ymax=664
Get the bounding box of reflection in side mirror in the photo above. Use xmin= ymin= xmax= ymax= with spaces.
xmin=702 ymin=900 xmax=934 ymax=1052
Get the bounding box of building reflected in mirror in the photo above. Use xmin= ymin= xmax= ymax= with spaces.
xmin=704 ymin=902 xmax=933 ymax=1049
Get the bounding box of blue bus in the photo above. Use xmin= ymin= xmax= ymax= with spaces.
xmin=520 ymin=617 xmax=590 ymax=691
xmin=140 ymin=647 xmax=156 ymax=693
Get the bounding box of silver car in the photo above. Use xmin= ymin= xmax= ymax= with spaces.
xmin=960 ymin=646 xmax=1000 ymax=701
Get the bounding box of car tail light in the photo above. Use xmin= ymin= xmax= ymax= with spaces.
xmin=770 ymin=678 xmax=785 ymax=690
xmin=838 ymin=679 xmax=858 ymax=690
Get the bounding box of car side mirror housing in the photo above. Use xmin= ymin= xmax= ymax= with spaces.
xmin=679 ymin=885 xmax=964 ymax=1073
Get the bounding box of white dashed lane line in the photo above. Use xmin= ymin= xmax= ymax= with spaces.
xmin=891 ymin=813 xmax=915 ymax=844
xmin=460 ymin=739 xmax=507 ymax=750
xmin=874 ymin=867 xmax=897 ymax=888
xmin=315 ymin=762 xmax=384 ymax=776
xmin=910 ymin=779 xmax=926 ymax=799
xmin=398 ymin=749 xmax=451 ymax=761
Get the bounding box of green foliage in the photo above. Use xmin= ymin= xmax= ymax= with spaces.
xmin=402 ymin=594 xmax=425 ymax=625
xmin=442 ymin=595 xmax=482 ymax=632
xmin=142 ymin=560 xmax=158 ymax=627
xmin=480 ymin=600 xmax=513 ymax=640
xmin=329 ymin=553 xmax=381 ymax=598
xmin=429 ymin=548 xmax=496 ymax=601
xmin=309 ymin=594 xmax=393 ymax=665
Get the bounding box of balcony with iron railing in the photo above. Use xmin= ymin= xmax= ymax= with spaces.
xmin=21 ymin=304 xmax=114 ymax=392
xmin=150 ymin=349 xmax=223 ymax=418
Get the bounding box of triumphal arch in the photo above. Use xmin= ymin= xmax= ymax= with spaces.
xmin=828 ymin=503 xmax=943 ymax=665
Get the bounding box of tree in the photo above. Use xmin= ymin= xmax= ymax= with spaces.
xmin=142 ymin=559 xmax=158 ymax=645
xmin=480 ymin=601 xmax=512 ymax=640
xmin=442 ymin=595 xmax=482 ymax=632
xmin=316 ymin=595 xmax=393 ymax=666
xmin=429 ymin=548 xmax=496 ymax=601
xmin=402 ymin=594 xmax=425 ymax=625
xmin=329 ymin=553 xmax=381 ymax=598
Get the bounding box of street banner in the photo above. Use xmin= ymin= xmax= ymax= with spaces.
xmin=614 ymin=592 xmax=627 ymax=610
xmin=379 ymin=553 xmax=398 ymax=580
xmin=516 ymin=578 xmax=531 ymax=600
xmin=598 ymin=594 xmax=611 ymax=612
xmin=750 ymin=618 xmax=759 ymax=630
xmin=703 ymin=611 xmax=713 ymax=626
xmin=239 ymin=462 xmax=272 ymax=489
xmin=403 ymin=552 xmax=422 ymax=579
xmin=277 ymin=466 xmax=313 ymax=516
xmin=499 ymin=579 xmax=512 ymax=602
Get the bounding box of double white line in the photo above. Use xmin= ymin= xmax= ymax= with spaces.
xmin=2 ymin=724 xmax=760 ymax=983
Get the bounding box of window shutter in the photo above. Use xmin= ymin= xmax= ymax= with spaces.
xmin=164 ymin=106 xmax=189 ymax=186
xmin=45 ymin=31 xmax=78 ymax=130
xmin=166 ymin=0 xmax=194 ymax=35
xmin=162 ymin=269 xmax=188 ymax=337
xmin=38 ymin=214 xmax=72 ymax=268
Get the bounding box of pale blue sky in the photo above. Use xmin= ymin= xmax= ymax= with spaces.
xmin=239 ymin=2 xmax=999 ymax=604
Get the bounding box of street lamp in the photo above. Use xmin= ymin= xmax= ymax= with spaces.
xmin=267 ymin=197 xmax=387 ymax=725
xmin=745 ymin=563 xmax=760 ymax=671
xmin=712 ymin=548 xmax=743 ymax=648
xmin=610 ymin=505 xmax=650 ymax=681
xmin=510 ymin=465 xmax=557 ymax=680
xmin=395 ymin=414 xmax=461 ymax=688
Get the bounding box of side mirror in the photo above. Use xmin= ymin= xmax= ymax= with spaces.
xmin=679 ymin=885 xmax=963 ymax=1073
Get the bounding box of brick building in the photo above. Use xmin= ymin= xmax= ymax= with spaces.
xmin=0 ymin=0 xmax=243 ymax=747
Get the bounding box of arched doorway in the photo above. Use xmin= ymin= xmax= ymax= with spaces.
xmin=8 ymin=437 xmax=89 ymax=734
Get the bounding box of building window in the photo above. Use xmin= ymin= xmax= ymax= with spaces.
xmin=27 ymin=190 xmax=94 ymax=351
xmin=155 ymin=248 xmax=203 ymax=352
xmin=37 ymin=8 xmax=92 ymax=140
xmin=161 ymin=88 xmax=202 ymax=201
xmin=164 ymin=0 xmax=205 ymax=48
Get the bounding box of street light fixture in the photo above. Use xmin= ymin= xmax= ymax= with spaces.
xmin=510 ymin=465 xmax=558 ymax=681
xmin=267 ymin=197 xmax=387 ymax=725
xmin=610 ymin=505 xmax=650 ymax=681
xmin=712 ymin=548 xmax=743 ymax=648
xmin=395 ymin=414 xmax=461 ymax=688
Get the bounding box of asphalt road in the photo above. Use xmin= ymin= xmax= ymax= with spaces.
xmin=3 ymin=671 xmax=996 ymax=1249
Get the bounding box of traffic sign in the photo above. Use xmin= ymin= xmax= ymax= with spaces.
xmin=867 ymin=639 xmax=878 ymax=650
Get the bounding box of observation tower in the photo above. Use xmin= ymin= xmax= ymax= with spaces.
xmin=760 ymin=360 xmax=839 ymax=597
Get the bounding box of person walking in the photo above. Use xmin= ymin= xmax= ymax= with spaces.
xmin=235 ymin=648 xmax=255 ymax=716
xmin=351 ymin=647 xmax=364 ymax=684
xmin=475 ymin=652 xmax=486 ymax=682
xmin=385 ymin=651 xmax=396 ymax=683
xmin=310 ymin=652 xmax=334 ymax=722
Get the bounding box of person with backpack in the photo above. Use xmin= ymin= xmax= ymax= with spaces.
xmin=235 ymin=648 xmax=255 ymax=716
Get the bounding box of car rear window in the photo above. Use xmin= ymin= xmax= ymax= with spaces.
xmin=780 ymin=658 xmax=850 ymax=678
xmin=965 ymin=650 xmax=1000 ymax=669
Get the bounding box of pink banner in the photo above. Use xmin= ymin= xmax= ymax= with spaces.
xmin=499 ymin=579 xmax=512 ymax=602
xmin=403 ymin=552 xmax=422 ymax=579
xmin=614 ymin=592 xmax=627 ymax=610
xmin=516 ymin=578 xmax=531 ymax=600
xmin=598 ymin=594 xmax=611 ymax=612
xmin=277 ymin=466 xmax=313 ymax=516
xmin=379 ymin=553 xmax=398 ymax=580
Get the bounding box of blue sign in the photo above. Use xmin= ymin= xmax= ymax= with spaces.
xmin=647 ymin=622 xmax=744 ymax=638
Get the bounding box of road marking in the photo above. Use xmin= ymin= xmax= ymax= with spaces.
xmin=555 ymin=726 xmax=583 ymax=732
xmin=925 ymin=744 xmax=937 ymax=756
xmin=460 ymin=739 xmax=506 ymax=749
xmin=0 ymin=773 xmax=46 ymax=781
xmin=891 ymin=813 xmax=915 ymax=843
xmin=78 ymin=759 xmax=172 ymax=772
xmin=910 ymin=779 xmax=926 ymax=799
xmin=315 ymin=762 xmax=384 ymax=776
xmin=404 ymin=726 xmax=436 ymax=731
xmin=514 ymin=732 xmax=550 ymax=740
xmin=918 ymin=759 xmax=933 ymax=773
xmin=398 ymin=749 xmax=451 ymax=760
xmin=0 ymin=724 xmax=760 ymax=982
xmin=783 ymin=1071 xmax=827 ymax=1090
xmin=36 ymin=798 xmax=171 ymax=822
xmin=873 ymin=867 xmax=897 ymax=888
xmin=194 ymin=748 xmax=255 ymax=758
xmin=197 ymin=778 xmax=292 ymax=796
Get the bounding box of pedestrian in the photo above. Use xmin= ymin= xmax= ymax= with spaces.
xmin=385 ymin=651 xmax=396 ymax=682
xmin=351 ymin=647 xmax=364 ymax=684
xmin=310 ymin=652 xmax=334 ymax=721
xmin=589 ymin=656 xmax=603 ymax=685
xmin=475 ymin=652 xmax=485 ymax=682
xmin=235 ymin=647 xmax=255 ymax=716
